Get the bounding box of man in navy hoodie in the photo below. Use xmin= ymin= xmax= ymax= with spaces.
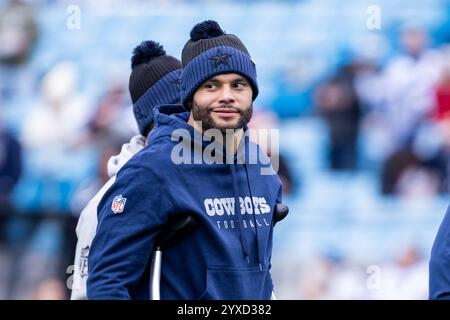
xmin=87 ymin=20 xmax=283 ymax=300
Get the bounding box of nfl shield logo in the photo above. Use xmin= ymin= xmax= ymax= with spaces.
xmin=111 ymin=195 xmax=127 ymax=214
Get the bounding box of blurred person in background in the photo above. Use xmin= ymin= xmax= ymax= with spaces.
xmin=380 ymin=147 xmax=442 ymax=196
xmin=370 ymin=246 xmax=428 ymax=299
xmin=0 ymin=103 xmax=22 ymax=299
xmin=297 ymin=252 xmax=366 ymax=300
xmin=314 ymin=63 xmax=362 ymax=171
xmin=0 ymin=0 xmax=37 ymax=99
xmin=4 ymin=61 xmax=91 ymax=299
xmin=434 ymin=48 xmax=450 ymax=121
xmin=0 ymin=0 xmax=37 ymax=65
xmin=85 ymin=79 xmax=137 ymax=151
xmin=70 ymin=41 xmax=182 ymax=300
xmin=18 ymin=60 xmax=93 ymax=213
xmin=378 ymin=25 xmax=444 ymax=155
xmin=367 ymin=25 xmax=447 ymax=196
xmin=21 ymin=61 xmax=91 ymax=151
xmin=381 ymin=43 xmax=450 ymax=196
xmin=0 ymin=104 xmax=22 ymax=218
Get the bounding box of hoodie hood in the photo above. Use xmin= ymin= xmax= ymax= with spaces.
xmin=148 ymin=104 xmax=190 ymax=143
xmin=107 ymin=135 xmax=146 ymax=177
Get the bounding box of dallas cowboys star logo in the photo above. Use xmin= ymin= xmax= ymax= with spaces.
xmin=208 ymin=49 xmax=232 ymax=69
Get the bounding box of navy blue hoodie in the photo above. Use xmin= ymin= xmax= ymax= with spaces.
xmin=87 ymin=105 xmax=282 ymax=300
xmin=429 ymin=205 xmax=450 ymax=299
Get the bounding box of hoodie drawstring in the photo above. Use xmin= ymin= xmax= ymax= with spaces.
xmin=229 ymin=164 xmax=250 ymax=263
xmin=243 ymin=163 xmax=263 ymax=271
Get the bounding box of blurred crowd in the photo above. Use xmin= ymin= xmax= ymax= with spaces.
xmin=273 ymin=245 xmax=429 ymax=299
xmin=316 ymin=25 xmax=450 ymax=198
xmin=0 ymin=0 xmax=449 ymax=299
xmin=0 ymin=0 xmax=138 ymax=299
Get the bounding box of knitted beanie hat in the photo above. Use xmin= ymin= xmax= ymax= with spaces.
xmin=129 ymin=41 xmax=182 ymax=135
xmin=180 ymin=20 xmax=258 ymax=109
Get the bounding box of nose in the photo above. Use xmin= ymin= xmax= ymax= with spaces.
xmin=218 ymin=85 xmax=236 ymax=105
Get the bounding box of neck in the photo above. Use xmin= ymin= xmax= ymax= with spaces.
xmin=223 ymin=128 xmax=244 ymax=156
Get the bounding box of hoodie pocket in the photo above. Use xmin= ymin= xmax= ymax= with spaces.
xmin=198 ymin=266 xmax=273 ymax=300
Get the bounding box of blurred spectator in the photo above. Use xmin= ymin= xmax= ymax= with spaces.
xmin=0 ymin=108 xmax=22 ymax=243
xmin=295 ymin=253 xmax=366 ymax=300
xmin=380 ymin=146 xmax=443 ymax=196
xmin=321 ymin=255 xmax=366 ymax=300
xmin=381 ymin=148 xmax=420 ymax=195
xmin=380 ymin=25 xmax=443 ymax=152
xmin=369 ymin=246 xmax=428 ymax=300
xmin=277 ymin=155 xmax=294 ymax=195
xmin=395 ymin=166 xmax=441 ymax=198
xmin=0 ymin=0 xmax=38 ymax=99
xmin=434 ymin=71 xmax=450 ymax=121
xmin=353 ymin=60 xmax=384 ymax=114
xmin=0 ymin=116 xmax=22 ymax=210
xmin=85 ymin=80 xmax=137 ymax=150
xmin=298 ymin=257 xmax=331 ymax=299
xmin=16 ymin=61 xmax=94 ymax=214
xmin=434 ymin=45 xmax=450 ymax=121
xmin=21 ymin=61 xmax=91 ymax=150
xmin=414 ymin=117 xmax=450 ymax=194
xmin=315 ymin=63 xmax=362 ymax=171
xmin=0 ymin=0 xmax=37 ymax=65
xmin=370 ymin=26 xmax=448 ymax=195
xmin=380 ymin=83 xmax=450 ymax=197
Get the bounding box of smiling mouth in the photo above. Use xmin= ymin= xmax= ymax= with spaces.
xmin=212 ymin=109 xmax=240 ymax=119
xmin=211 ymin=108 xmax=239 ymax=114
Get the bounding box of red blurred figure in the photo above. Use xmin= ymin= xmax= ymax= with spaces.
xmin=435 ymin=69 xmax=450 ymax=121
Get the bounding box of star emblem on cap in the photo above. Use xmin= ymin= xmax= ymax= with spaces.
xmin=208 ymin=49 xmax=232 ymax=69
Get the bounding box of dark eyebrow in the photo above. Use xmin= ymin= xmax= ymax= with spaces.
xmin=233 ymin=77 xmax=249 ymax=83
xmin=204 ymin=79 xmax=220 ymax=84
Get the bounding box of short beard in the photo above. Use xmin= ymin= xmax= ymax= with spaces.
xmin=190 ymin=102 xmax=253 ymax=134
